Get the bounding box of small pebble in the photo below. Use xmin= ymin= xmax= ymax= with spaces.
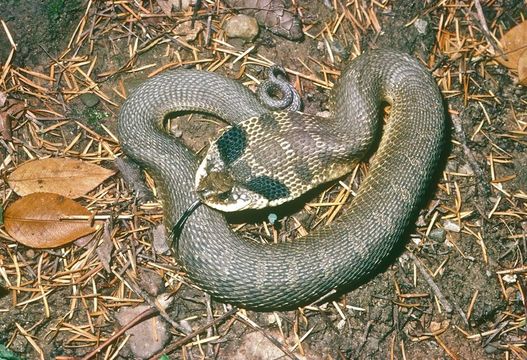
xmin=80 ymin=93 xmax=100 ymax=108
xmin=266 ymin=314 xmax=277 ymax=325
xmin=179 ymin=319 xmax=193 ymax=334
xmin=116 ymin=295 xmax=172 ymax=359
xmin=224 ymin=14 xmax=259 ymax=41
xmin=226 ymin=331 xmax=287 ymax=360
xmin=484 ymin=343 xmax=499 ymax=354
xmin=443 ymin=220 xmax=461 ymax=232
xmin=486 ymin=269 xmax=493 ymax=277
xmin=153 ymin=223 xmax=171 ymax=254
xmin=410 ymin=236 xmax=422 ymax=245
xmin=170 ymin=123 xmax=183 ymax=138
xmin=158 ymin=0 xmax=192 ymax=13
xmin=414 ymin=18 xmax=428 ymax=34
xmin=428 ymin=227 xmax=446 ymax=242
xmin=137 ymin=268 xmax=165 ymax=296
xmin=268 ymin=213 xmax=278 ymax=225
xmin=503 ymin=274 xmax=517 ymax=284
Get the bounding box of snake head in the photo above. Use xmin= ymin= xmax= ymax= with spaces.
xmin=195 ymin=124 xmax=273 ymax=212
xmin=195 ymin=157 xmax=295 ymax=212
xmin=195 ymin=129 xmax=284 ymax=212
xmin=195 ymin=144 xmax=258 ymax=212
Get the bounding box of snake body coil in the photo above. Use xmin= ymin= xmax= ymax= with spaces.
xmin=118 ymin=49 xmax=445 ymax=310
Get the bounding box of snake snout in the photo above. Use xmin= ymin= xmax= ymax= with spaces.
xmin=196 ymin=170 xmax=233 ymax=199
xmin=195 ymin=170 xmax=254 ymax=212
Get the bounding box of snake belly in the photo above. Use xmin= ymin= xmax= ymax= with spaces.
xmin=117 ymin=49 xmax=445 ymax=311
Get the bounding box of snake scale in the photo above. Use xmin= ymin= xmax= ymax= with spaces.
xmin=118 ymin=49 xmax=445 ymax=311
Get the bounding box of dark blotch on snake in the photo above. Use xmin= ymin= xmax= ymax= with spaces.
xmin=246 ymin=176 xmax=290 ymax=201
xmin=217 ymin=126 xmax=246 ymax=165
xmin=295 ymin=163 xmax=313 ymax=182
xmin=259 ymin=113 xmax=279 ymax=131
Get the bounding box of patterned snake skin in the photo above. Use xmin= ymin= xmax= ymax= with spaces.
xmin=118 ymin=49 xmax=445 ymax=310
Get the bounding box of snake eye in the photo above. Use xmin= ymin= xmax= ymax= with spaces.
xmin=216 ymin=189 xmax=232 ymax=202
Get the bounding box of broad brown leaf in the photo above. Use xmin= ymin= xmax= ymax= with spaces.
xmin=8 ymin=158 xmax=115 ymax=198
xmin=0 ymin=91 xmax=6 ymax=107
xmin=497 ymin=21 xmax=527 ymax=69
xmin=0 ymin=95 xmax=23 ymax=141
xmin=4 ymin=192 xmax=98 ymax=248
xmin=518 ymin=50 xmax=527 ymax=85
xmin=0 ymin=111 xmax=10 ymax=141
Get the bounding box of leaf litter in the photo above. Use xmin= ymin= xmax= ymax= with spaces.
xmin=0 ymin=0 xmax=525 ymax=359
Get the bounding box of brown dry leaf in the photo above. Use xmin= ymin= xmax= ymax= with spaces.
xmin=173 ymin=21 xmax=204 ymax=41
xmin=0 ymin=95 xmax=22 ymax=141
xmin=0 ymin=91 xmax=6 ymax=107
xmin=518 ymin=50 xmax=527 ymax=85
xmin=224 ymin=0 xmax=303 ymax=40
xmin=4 ymin=192 xmax=97 ymax=248
xmin=0 ymin=110 xmax=11 ymax=141
xmin=496 ymin=21 xmax=527 ymax=69
xmin=156 ymin=0 xmax=191 ymax=16
xmin=8 ymin=158 xmax=115 ymax=198
xmin=95 ymin=222 xmax=114 ymax=272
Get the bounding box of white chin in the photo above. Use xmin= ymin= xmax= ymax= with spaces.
xmin=206 ymin=198 xmax=252 ymax=212
xmin=194 ymin=158 xmax=208 ymax=190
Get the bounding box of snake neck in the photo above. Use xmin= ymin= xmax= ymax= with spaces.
xmin=118 ymin=69 xmax=272 ymax=226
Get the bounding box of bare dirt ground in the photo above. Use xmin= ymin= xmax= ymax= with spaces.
xmin=0 ymin=0 xmax=526 ymax=359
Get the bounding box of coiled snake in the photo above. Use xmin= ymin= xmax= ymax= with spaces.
xmin=118 ymin=49 xmax=445 ymax=311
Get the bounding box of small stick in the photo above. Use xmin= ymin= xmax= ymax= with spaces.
xmin=80 ymin=307 xmax=158 ymax=360
xmin=471 ymin=0 xmax=502 ymax=57
xmin=236 ymin=313 xmax=301 ymax=360
xmin=407 ymin=252 xmax=453 ymax=315
xmin=451 ymin=114 xmax=490 ymax=201
xmin=150 ymin=307 xmax=239 ymax=359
